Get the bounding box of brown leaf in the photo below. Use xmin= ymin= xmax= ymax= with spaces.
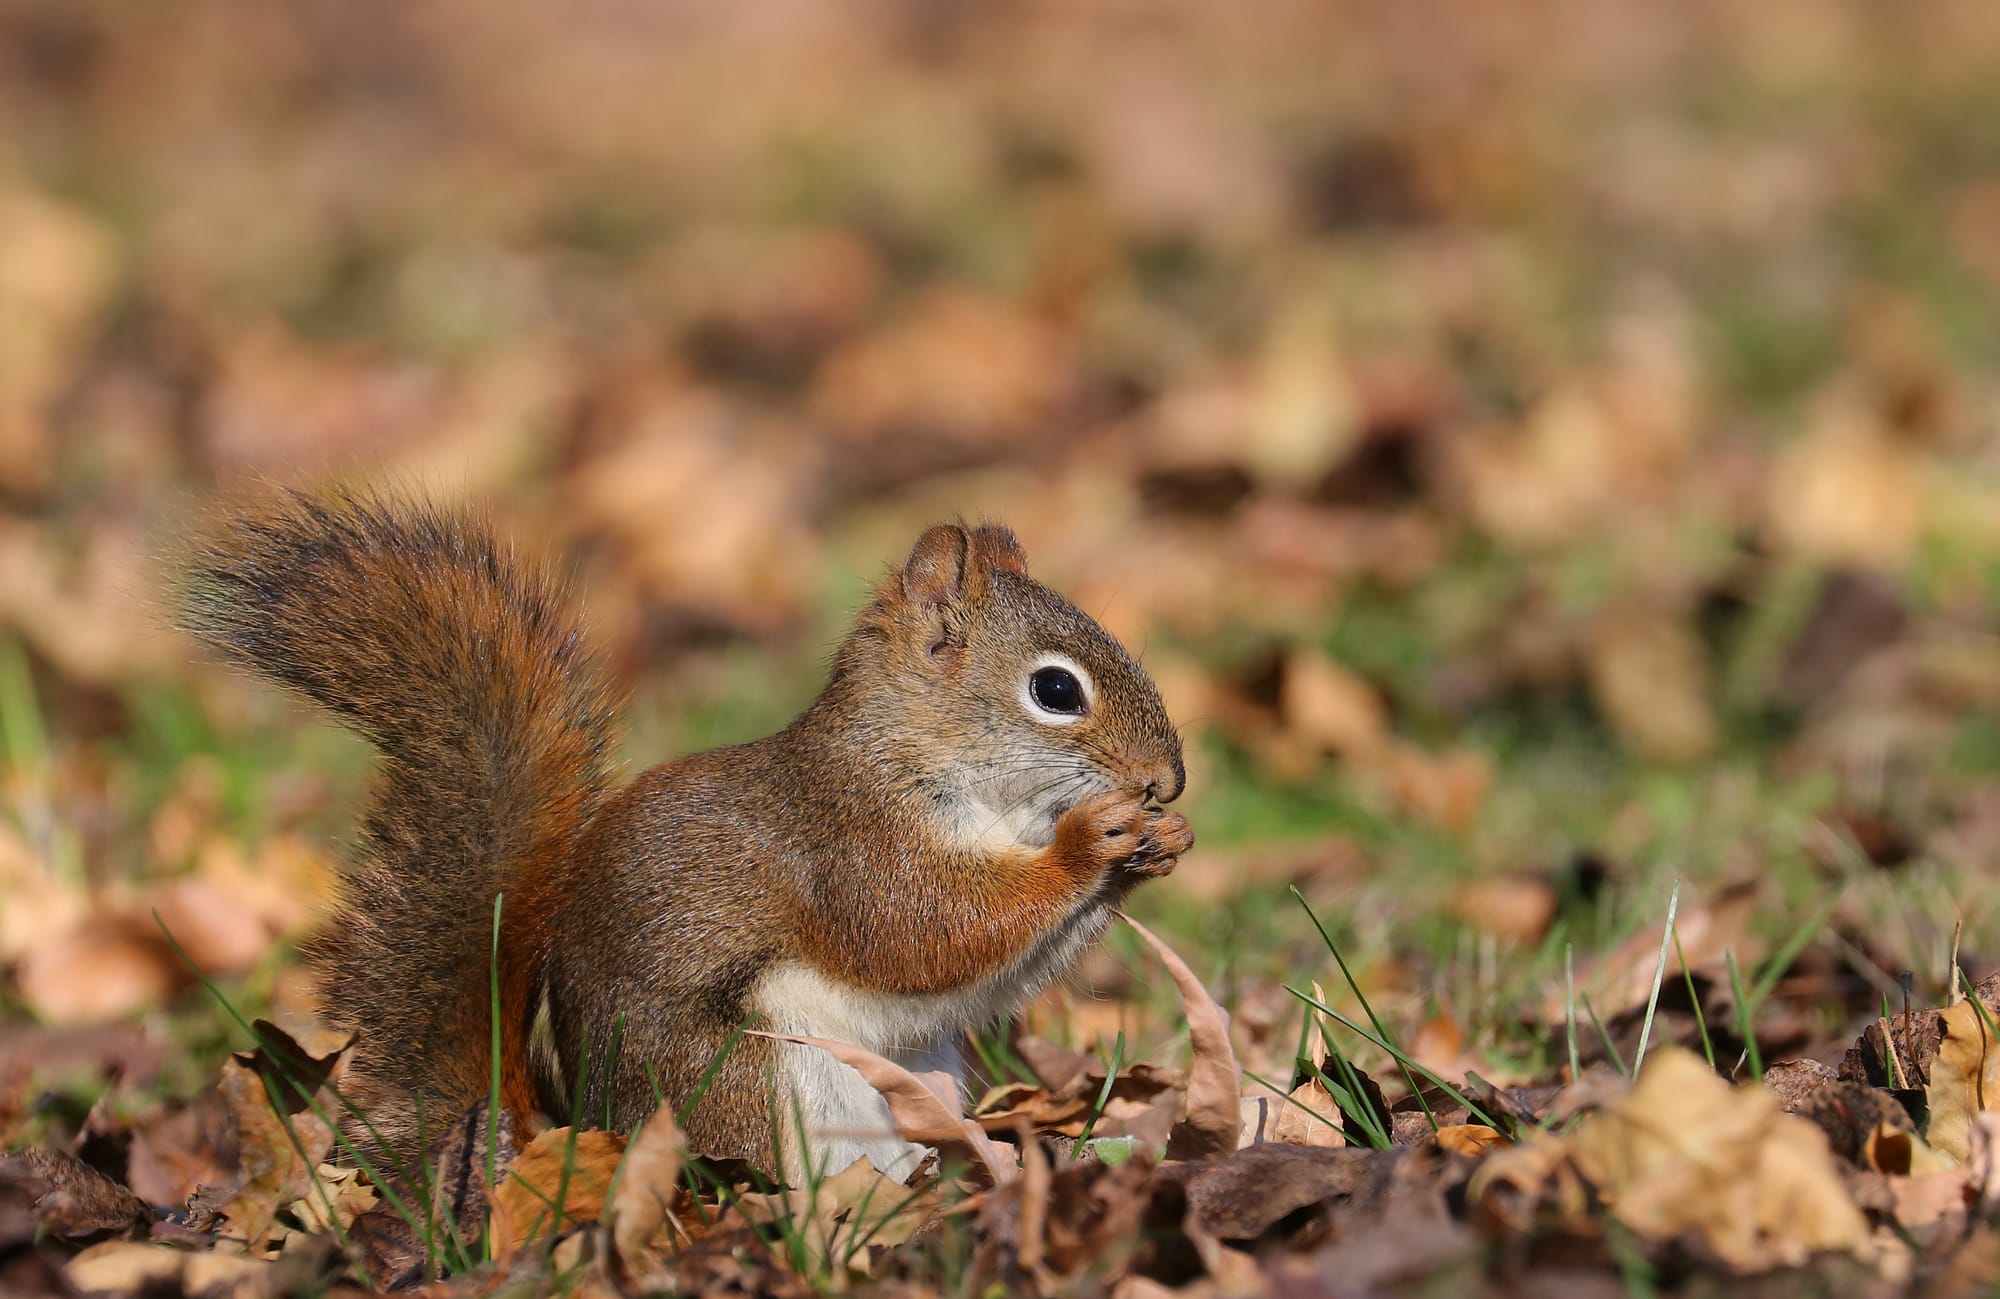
xmin=189 ymin=1025 xmax=354 ymax=1256
xmin=148 ymin=876 xmax=277 ymax=978
xmin=605 ymin=1102 xmax=686 ymax=1288
xmin=1447 ymin=875 xmax=1557 ymax=945
xmin=1768 ymin=406 xmax=1925 ymax=568
xmin=126 ymin=1093 xmax=235 ymax=1211
xmin=1545 ymin=881 xmax=1758 ymax=1023
xmin=1016 ymin=1036 xmax=1090 ymax=1094
xmin=1585 ymin=600 xmax=1718 ymax=762
xmin=732 ymin=1156 xmax=946 ymax=1275
xmin=1763 ymin=1057 xmax=1839 ymax=1112
xmin=1269 ymin=1076 xmax=1346 ymax=1149
xmin=1179 ymin=1143 xmax=1379 ymax=1239
xmin=1118 ymin=913 xmax=1240 ymax=1160
xmin=489 ymin=1127 xmax=627 ymax=1259
xmin=1280 ymin=648 xmax=1388 ymax=759
xmin=1469 ymin=1047 xmax=1869 ymax=1271
xmin=1793 ymin=1080 xmax=1913 ymax=1165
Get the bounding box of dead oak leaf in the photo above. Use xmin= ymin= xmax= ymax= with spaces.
xmin=1269 ymin=1076 xmax=1346 ymax=1149
xmin=188 ymin=1023 xmax=355 ymax=1256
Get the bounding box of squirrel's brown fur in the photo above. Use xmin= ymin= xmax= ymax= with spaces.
xmin=182 ymin=492 xmax=1189 ymax=1175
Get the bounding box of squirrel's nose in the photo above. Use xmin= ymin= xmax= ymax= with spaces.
xmin=1146 ymin=755 xmax=1186 ymax=804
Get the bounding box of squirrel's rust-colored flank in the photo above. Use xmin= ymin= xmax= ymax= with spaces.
xmin=181 ymin=490 xmax=1190 ymax=1172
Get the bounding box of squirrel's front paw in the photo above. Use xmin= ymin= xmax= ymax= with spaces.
xmin=1124 ymin=808 xmax=1192 ymax=879
xmin=1054 ymin=791 xmax=1193 ymax=880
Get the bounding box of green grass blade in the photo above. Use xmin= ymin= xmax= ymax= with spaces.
xmin=1286 ymin=986 xmax=1501 ymax=1129
xmin=486 ymin=893 xmax=504 ymax=1262
xmin=1726 ymin=949 xmax=1762 ymax=1081
xmin=1073 ymin=1031 xmax=1125 ymax=1155
xmin=1291 ymin=887 xmax=1437 ymax=1129
xmin=1673 ymin=926 xmax=1715 ymax=1069
xmin=1580 ymin=993 xmax=1629 ymax=1077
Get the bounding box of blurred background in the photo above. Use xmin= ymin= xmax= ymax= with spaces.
xmin=4 ymin=0 xmax=2000 ymax=1113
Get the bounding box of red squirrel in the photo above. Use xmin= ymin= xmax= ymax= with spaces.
xmin=181 ymin=491 xmax=1191 ymax=1179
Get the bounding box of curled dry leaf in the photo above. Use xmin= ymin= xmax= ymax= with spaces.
xmin=606 ymin=1101 xmax=686 ymax=1287
xmin=1116 ymin=912 xmax=1240 ymax=1159
xmin=277 ymin=1163 xmax=375 ymax=1244
xmin=750 ymin=1031 xmax=1011 ymax=1183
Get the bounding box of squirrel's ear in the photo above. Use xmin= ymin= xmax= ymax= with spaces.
xmin=904 ymin=523 xmax=972 ymax=647
xmin=900 ymin=524 xmax=970 ymax=609
xmin=967 ymin=525 xmax=1028 ymax=579
xmin=898 ymin=524 xmax=971 ymax=656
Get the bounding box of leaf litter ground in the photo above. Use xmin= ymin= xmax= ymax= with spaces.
xmin=10 ymin=914 xmax=2000 ymax=1296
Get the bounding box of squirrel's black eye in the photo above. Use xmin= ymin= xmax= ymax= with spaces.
xmin=1029 ymin=666 xmax=1085 ymax=715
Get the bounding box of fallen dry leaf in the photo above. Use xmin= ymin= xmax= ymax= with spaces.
xmin=1545 ymin=881 xmax=1759 ymax=1023
xmin=1470 ymin=1047 xmax=1869 ymax=1271
xmin=188 ymin=1023 xmax=354 ymax=1256
xmin=1448 ymin=875 xmax=1557 ymax=945
xmin=489 ymin=1126 xmax=628 ymax=1259
xmin=733 ymin=1156 xmax=945 ymax=1276
xmin=1280 ymin=648 xmax=1388 ymax=760
xmin=604 ymin=1101 xmax=687 ymax=1287
xmin=1925 ymin=997 xmax=2000 ymax=1162
xmin=66 ymin=1240 xmax=270 ymax=1299
xmin=1119 ymin=913 xmax=1240 ymax=1160
xmin=13 ymin=915 xmax=185 ymax=1026
xmin=1585 ymin=600 xmax=1718 ymax=762
xmin=1434 ymin=1125 xmax=1508 ymax=1157
xmin=1270 ymin=1076 xmax=1347 ymax=1149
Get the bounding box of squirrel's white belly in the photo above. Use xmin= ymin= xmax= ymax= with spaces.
xmin=753 ymin=896 xmax=1112 ymax=1182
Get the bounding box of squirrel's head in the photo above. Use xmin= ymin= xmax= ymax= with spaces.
xmin=833 ymin=522 xmax=1184 ymax=848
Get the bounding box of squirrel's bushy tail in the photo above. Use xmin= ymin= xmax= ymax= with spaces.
xmin=180 ymin=490 xmax=618 ymax=1148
